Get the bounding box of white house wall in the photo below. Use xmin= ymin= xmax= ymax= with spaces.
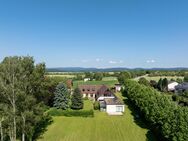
xmin=168 ymin=82 xmax=179 ymax=91
xmin=106 ymin=105 xmax=125 ymax=113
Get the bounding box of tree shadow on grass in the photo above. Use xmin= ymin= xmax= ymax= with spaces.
xmin=123 ymin=98 xmax=157 ymax=141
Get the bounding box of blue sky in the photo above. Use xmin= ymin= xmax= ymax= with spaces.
xmin=0 ymin=0 xmax=188 ymax=68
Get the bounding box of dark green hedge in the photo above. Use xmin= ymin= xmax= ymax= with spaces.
xmin=124 ymin=80 xmax=188 ymax=141
xmin=48 ymin=108 xmax=94 ymax=117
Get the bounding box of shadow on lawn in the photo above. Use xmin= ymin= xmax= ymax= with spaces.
xmin=123 ymin=98 xmax=157 ymax=141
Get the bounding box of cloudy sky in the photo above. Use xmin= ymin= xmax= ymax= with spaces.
xmin=0 ymin=0 xmax=188 ymax=68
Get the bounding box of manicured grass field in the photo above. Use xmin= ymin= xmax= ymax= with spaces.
xmin=39 ymin=97 xmax=156 ymax=141
xmin=102 ymin=77 xmax=118 ymax=81
xmin=73 ymin=80 xmax=118 ymax=88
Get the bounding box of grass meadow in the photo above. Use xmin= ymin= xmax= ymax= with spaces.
xmin=39 ymin=94 xmax=156 ymax=141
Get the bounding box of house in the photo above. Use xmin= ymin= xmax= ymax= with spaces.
xmin=79 ymin=84 xmax=125 ymax=115
xmin=168 ymin=82 xmax=179 ymax=91
xmin=79 ymin=84 xmax=115 ymax=101
xmin=115 ymin=84 xmax=122 ymax=92
xmin=84 ymin=78 xmax=90 ymax=82
xmin=175 ymin=82 xmax=188 ymax=93
xmin=104 ymin=98 xmax=125 ymax=115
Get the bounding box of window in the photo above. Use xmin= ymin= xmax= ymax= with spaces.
xmin=83 ymin=89 xmax=85 ymax=92
xmin=116 ymin=106 xmax=123 ymax=112
xmin=90 ymin=94 xmax=93 ymax=97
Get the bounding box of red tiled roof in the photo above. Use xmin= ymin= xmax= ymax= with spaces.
xmin=79 ymin=84 xmax=112 ymax=96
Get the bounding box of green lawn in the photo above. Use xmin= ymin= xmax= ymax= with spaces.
xmin=39 ymin=95 xmax=156 ymax=141
xmin=73 ymin=80 xmax=118 ymax=89
xmin=102 ymin=77 xmax=117 ymax=81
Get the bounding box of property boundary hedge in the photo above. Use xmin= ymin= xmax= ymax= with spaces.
xmin=124 ymin=80 xmax=188 ymax=141
xmin=47 ymin=108 xmax=94 ymax=117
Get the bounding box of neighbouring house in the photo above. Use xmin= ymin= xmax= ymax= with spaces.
xmin=168 ymin=82 xmax=179 ymax=91
xmin=84 ymin=78 xmax=90 ymax=82
xmin=66 ymin=79 xmax=73 ymax=90
xmin=175 ymin=82 xmax=188 ymax=93
xmin=115 ymin=84 xmax=122 ymax=92
xmin=79 ymin=84 xmax=115 ymax=101
xmin=79 ymin=84 xmax=125 ymax=115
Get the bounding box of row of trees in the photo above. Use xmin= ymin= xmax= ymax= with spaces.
xmin=53 ymin=83 xmax=83 ymax=110
xmin=0 ymin=56 xmax=52 ymax=141
xmin=148 ymin=70 xmax=188 ymax=77
xmin=138 ymin=77 xmax=169 ymax=92
xmin=123 ymin=80 xmax=188 ymax=141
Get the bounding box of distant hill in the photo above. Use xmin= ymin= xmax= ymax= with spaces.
xmin=46 ymin=67 xmax=188 ymax=72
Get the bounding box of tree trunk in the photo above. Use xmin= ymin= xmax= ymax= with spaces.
xmin=12 ymin=95 xmax=16 ymax=141
xmin=0 ymin=121 xmax=3 ymax=141
xmin=22 ymin=133 xmax=25 ymax=141
xmin=21 ymin=114 xmax=25 ymax=141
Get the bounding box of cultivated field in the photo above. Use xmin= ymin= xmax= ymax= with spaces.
xmin=46 ymin=74 xmax=76 ymax=78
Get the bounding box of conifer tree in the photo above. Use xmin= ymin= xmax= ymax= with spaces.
xmin=71 ymin=88 xmax=83 ymax=110
xmin=53 ymin=83 xmax=70 ymax=110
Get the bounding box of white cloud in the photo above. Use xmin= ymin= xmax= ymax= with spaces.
xmin=81 ymin=60 xmax=89 ymax=63
xmin=109 ymin=60 xmax=124 ymax=64
xmin=146 ymin=60 xmax=156 ymax=63
xmin=96 ymin=58 xmax=103 ymax=62
xmin=109 ymin=61 xmax=117 ymax=64
xmin=119 ymin=60 xmax=123 ymax=64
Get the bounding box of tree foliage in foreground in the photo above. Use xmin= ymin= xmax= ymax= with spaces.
xmin=0 ymin=56 xmax=52 ymax=141
xmin=138 ymin=77 xmax=150 ymax=86
xmin=123 ymin=80 xmax=188 ymax=141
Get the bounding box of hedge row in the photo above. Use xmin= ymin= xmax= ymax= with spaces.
xmin=124 ymin=80 xmax=188 ymax=141
xmin=47 ymin=108 xmax=94 ymax=117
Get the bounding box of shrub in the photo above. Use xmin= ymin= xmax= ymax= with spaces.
xmin=93 ymin=101 xmax=100 ymax=110
xmin=48 ymin=108 xmax=94 ymax=117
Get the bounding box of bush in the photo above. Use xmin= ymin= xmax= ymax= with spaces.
xmin=93 ymin=101 xmax=100 ymax=110
xmin=48 ymin=108 xmax=94 ymax=117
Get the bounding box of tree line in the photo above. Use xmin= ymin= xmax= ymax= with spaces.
xmin=0 ymin=57 xmax=53 ymax=141
xmin=123 ymin=80 xmax=188 ymax=141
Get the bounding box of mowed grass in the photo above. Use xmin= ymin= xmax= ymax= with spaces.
xmin=39 ymin=98 xmax=156 ymax=141
xmin=102 ymin=77 xmax=117 ymax=81
xmin=73 ymin=80 xmax=118 ymax=89
xmin=39 ymin=112 xmax=154 ymax=141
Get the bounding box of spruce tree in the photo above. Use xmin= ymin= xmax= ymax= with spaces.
xmin=53 ymin=83 xmax=70 ymax=110
xmin=162 ymin=78 xmax=168 ymax=92
xmin=71 ymin=88 xmax=83 ymax=110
